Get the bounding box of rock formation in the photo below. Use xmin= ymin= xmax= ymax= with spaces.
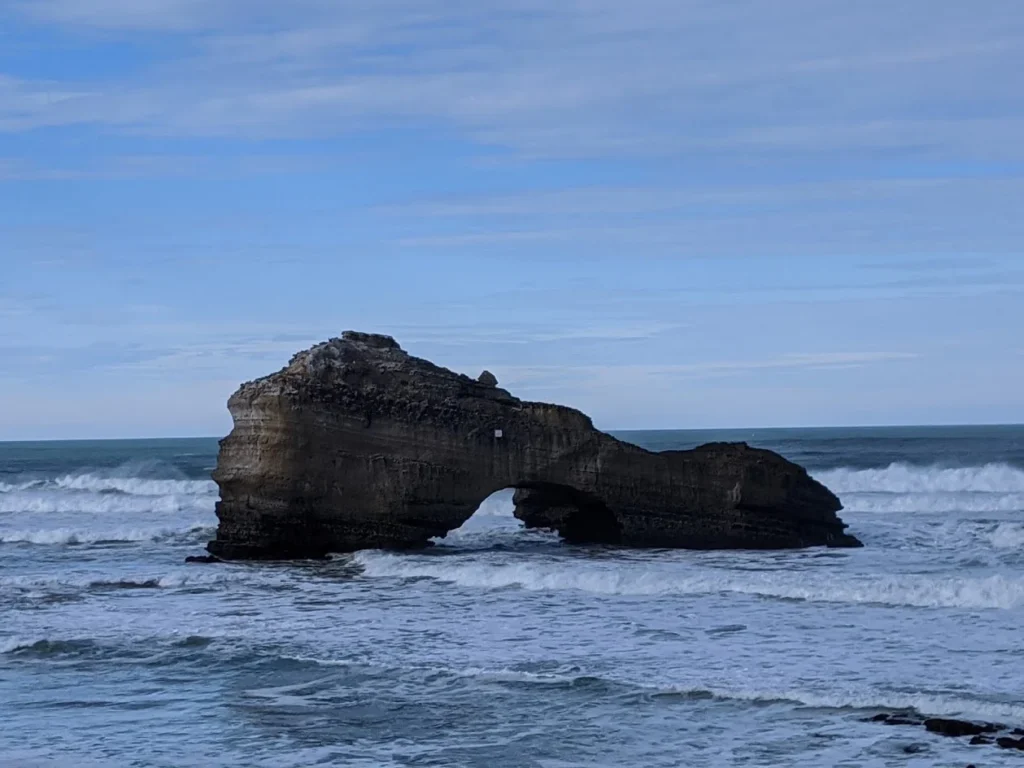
xmin=208 ymin=331 xmax=861 ymax=559
xmin=867 ymin=713 xmax=1024 ymax=753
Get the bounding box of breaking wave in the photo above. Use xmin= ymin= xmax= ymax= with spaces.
xmin=353 ymin=552 xmax=1024 ymax=610
xmin=0 ymin=638 xmax=100 ymax=656
xmin=0 ymin=493 xmax=214 ymax=515
xmin=0 ymin=475 xmax=215 ymax=496
xmin=647 ymin=684 xmax=1024 ymax=723
xmin=0 ymin=463 xmax=218 ymax=549
xmin=840 ymin=493 xmax=1024 ymax=514
xmin=815 ymin=463 xmax=1024 ymax=514
xmin=986 ymin=522 xmax=1024 ymax=550
xmin=817 ymin=463 xmax=1024 ymax=494
xmin=0 ymin=464 xmax=217 ymax=497
xmin=52 ymin=474 xmax=216 ymax=496
xmin=0 ymin=524 xmax=213 ymax=546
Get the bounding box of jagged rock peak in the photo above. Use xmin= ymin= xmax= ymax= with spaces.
xmin=340 ymin=330 xmax=401 ymax=349
xmin=477 ymin=370 xmax=498 ymax=387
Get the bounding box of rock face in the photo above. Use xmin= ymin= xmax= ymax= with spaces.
xmin=208 ymin=331 xmax=861 ymax=559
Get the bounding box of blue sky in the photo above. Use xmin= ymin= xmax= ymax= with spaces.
xmin=1 ymin=1 xmax=1023 ymax=439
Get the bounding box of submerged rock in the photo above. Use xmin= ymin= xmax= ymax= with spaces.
xmin=870 ymin=713 xmax=923 ymax=727
xmin=184 ymin=554 xmax=221 ymax=564
xmin=207 ymin=331 xmax=861 ymax=559
xmin=869 ymin=712 xmax=1023 ymax=753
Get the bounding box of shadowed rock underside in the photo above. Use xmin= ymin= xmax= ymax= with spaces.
xmin=208 ymin=331 xmax=861 ymax=559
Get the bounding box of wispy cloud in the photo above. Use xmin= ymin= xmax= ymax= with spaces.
xmin=4 ymin=1 xmax=1023 ymax=161
xmin=2 ymin=1 xmax=1023 ymax=436
xmin=496 ymin=351 xmax=921 ymax=388
xmin=387 ymin=177 xmax=1024 ymax=257
xmin=0 ymin=153 xmax=349 ymax=181
xmin=392 ymin=322 xmax=684 ymax=347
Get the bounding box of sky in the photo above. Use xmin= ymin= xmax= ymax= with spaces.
xmin=1 ymin=0 xmax=1023 ymax=440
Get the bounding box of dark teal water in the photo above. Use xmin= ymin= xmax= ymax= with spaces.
xmin=2 ymin=427 xmax=1023 ymax=767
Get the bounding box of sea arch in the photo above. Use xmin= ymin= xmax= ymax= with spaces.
xmin=207 ymin=332 xmax=859 ymax=559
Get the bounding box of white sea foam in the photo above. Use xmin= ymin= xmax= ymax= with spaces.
xmin=471 ymin=491 xmax=516 ymax=517
xmin=354 ymin=552 xmax=1024 ymax=609
xmin=651 ymin=683 xmax=1024 ymax=722
xmin=0 ymin=637 xmax=31 ymax=654
xmin=0 ymin=467 xmax=218 ymax=546
xmin=817 ymin=463 xmax=1024 ymax=494
xmin=0 ymin=523 xmax=214 ymax=545
xmin=915 ymin=520 xmax=1024 ymax=555
xmin=0 ymin=492 xmax=215 ymax=515
xmin=51 ymin=474 xmax=216 ymax=496
xmin=814 ymin=463 xmax=1024 ymax=514
xmin=0 ymin=638 xmax=65 ymax=655
xmin=0 ymin=470 xmax=216 ymax=497
xmin=985 ymin=522 xmax=1024 ymax=550
xmin=0 ymin=479 xmax=47 ymax=493
xmin=839 ymin=492 xmax=1024 ymax=514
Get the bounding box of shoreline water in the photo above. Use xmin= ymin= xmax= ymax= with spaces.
xmin=2 ymin=427 xmax=1022 ymax=766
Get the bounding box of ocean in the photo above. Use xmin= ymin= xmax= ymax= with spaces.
xmin=1 ymin=426 xmax=1022 ymax=767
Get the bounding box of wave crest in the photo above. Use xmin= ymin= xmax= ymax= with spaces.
xmin=52 ymin=474 xmax=216 ymax=496
xmin=0 ymin=475 xmax=215 ymax=498
xmin=0 ymin=523 xmax=213 ymax=545
xmin=816 ymin=463 xmax=1024 ymax=494
xmin=354 ymin=552 xmax=1024 ymax=610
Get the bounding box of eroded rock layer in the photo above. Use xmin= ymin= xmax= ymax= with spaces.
xmin=208 ymin=331 xmax=861 ymax=559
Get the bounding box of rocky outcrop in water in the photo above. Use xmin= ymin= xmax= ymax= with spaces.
xmin=868 ymin=712 xmax=1024 ymax=753
xmin=208 ymin=331 xmax=861 ymax=559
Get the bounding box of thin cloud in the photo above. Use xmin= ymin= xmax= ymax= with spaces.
xmin=4 ymin=1 xmax=1023 ymax=162
xmin=495 ymin=351 xmax=921 ymax=388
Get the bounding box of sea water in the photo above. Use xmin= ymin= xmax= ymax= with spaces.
xmin=1 ymin=427 xmax=1022 ymax=767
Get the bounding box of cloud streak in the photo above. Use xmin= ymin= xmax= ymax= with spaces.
xmin=4 ymin=1 xmax=1023 ymax=161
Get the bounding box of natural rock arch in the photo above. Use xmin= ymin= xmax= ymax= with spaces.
xmin=208 ymin=331 xmax=860 ymax=559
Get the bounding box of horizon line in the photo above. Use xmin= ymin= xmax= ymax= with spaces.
xmin=2 ymin=421 xmax=1022 ymax=444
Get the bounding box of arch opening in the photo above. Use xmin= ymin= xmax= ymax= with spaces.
xmin=512 ymin=482 xmax=622 ymax=545
xmin=434 ymin=484 xmax=622 ymax=547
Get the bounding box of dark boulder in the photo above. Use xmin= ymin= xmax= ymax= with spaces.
xmin=207 ymin=331 xmax=861 ymax=559
xmin=924 ymin=718 xmax=1002 ymax=738
xmin=866 ymin=713 xmax=923 ymax=727
xmin=184 ymin=554 xmax=222 ymax=564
